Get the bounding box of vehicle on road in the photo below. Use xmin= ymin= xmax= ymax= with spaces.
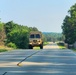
xmin=29 ymin=31 xmax=43 ymax=49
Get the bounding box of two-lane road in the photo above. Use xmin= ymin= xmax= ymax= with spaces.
xmin=0 ymin=43 xmax=76 ymax=75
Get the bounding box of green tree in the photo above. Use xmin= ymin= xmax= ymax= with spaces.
xmin=4 ymin=21 xmax=16 ymax=34
xmin=0 ymin=22 xmax=6 ymax=45
xmin=43 ymin=32 xmax=62 ymax=42
xmin=8 ymin=30 xmax=29 ymax=49
xmin=62 ymin=3 xmax=76 ymax=44
xmin=29 ymin=27 xmax=38 ymax=32
xmin=4 ymin=21 xmax=39 ymax=49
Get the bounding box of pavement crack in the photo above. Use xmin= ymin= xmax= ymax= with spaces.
xmin=2 ymin=72 xmax=7 ymax=75
xmin=17 ymin=51 xmax=40 ymax=66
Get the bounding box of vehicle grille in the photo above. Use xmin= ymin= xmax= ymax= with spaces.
xmin=33 ymin=40 xmax=37 ymax=43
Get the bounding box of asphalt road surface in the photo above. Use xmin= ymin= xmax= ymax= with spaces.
xmin=0 ymin=43 xmax=76 ymax=75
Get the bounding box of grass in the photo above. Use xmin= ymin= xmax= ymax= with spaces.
xmin=59 ymin=46 xmax=66 ymax=49
xmin=33 ymin=47 xmax=40 ymax=50
xmin=43 ymin=42 xmax=49 ymax=45
xmin=71 ymin=48 xmax=76 ymax=52
xmin=57 ymin=42 xmax=66 ymax=49
xmin=0 ymin=45 xmax=13 ymax=52
xmin=0 ymin=49 xmax=7 ymax=52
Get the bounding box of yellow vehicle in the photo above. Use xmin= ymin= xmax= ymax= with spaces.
xmin=29 ymin=31 xmax=43 ymax=49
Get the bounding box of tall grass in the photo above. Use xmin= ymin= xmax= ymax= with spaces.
xmin=0 ymin=49 xmax=7 ymax=52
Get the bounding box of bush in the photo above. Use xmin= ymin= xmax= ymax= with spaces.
xmin=7 ymin=42 xmax=17 ymax=48
xmin=57 ymin=42 xmax=64 ymax=46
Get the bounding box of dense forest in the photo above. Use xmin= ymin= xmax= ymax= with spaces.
xmin=0 ymin=21 xmax=63 ymax=49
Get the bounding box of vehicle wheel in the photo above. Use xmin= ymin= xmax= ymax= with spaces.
xmin=29 ymin=45 xmax=33 ymax=49
xmin=40 ymin=44 xmax=43 ymax=49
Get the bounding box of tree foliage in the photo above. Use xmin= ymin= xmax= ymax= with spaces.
xmin=43 ymin=32 xmax=63 ymax=42
xmin=4 ymin=21 xmax=39 ymax=49
xmin=0 ymin=22 xmax=6 ymax=45
xmin=62 ymin=3 xmax=76 ymax=44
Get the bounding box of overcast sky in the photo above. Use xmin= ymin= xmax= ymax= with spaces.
xmin=0 ymin=0 xmax=76 ymax=32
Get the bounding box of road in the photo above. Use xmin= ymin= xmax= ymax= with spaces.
xmin=0 ymin=43 xmax=76 ymax=75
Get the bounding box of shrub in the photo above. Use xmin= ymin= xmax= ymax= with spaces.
xmin=7 ymin=42 xmax=17 ymax=48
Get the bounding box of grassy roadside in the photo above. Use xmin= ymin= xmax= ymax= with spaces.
xmin=0 ymin=49 xmax=7 ymax=52
xmin=57 ymin=42 xmax=76 ymax=52
xmin=0 ymin=42 xmax=49 ymax=52
xmin=43 ymin=42 xmax=49 ymax=45
xmin=71 ymin=48 xmax=76 ymax=52
xmin=0 ymin=45 xmax=13 ymax=52
xmin=57 ymin=42 xmax=66 ymax=49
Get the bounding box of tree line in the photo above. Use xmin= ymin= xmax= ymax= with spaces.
xmin=0 ymin=21 xmax=39 ymax=49
xmin=62 ymin=3 xmax=76 ymax=45
xmin=43 ymin=32 xmax=63 ymax=42
xmin=0 ymin=21 xmax=63 ymax=49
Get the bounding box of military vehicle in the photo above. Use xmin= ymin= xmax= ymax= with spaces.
xmin=29 ymin=31 xmax=43 ymax=49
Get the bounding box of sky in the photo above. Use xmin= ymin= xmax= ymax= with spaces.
xmin=0 ymin=0 xmax=76 ymax=33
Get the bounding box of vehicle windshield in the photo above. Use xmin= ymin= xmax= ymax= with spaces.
xmin=30 ymin=34 xmax=34 ymax=38
xmin=30 ymin=34 xmax=40 ymax=38
xmin=36 ymin=34 xmax=40 ymax=38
